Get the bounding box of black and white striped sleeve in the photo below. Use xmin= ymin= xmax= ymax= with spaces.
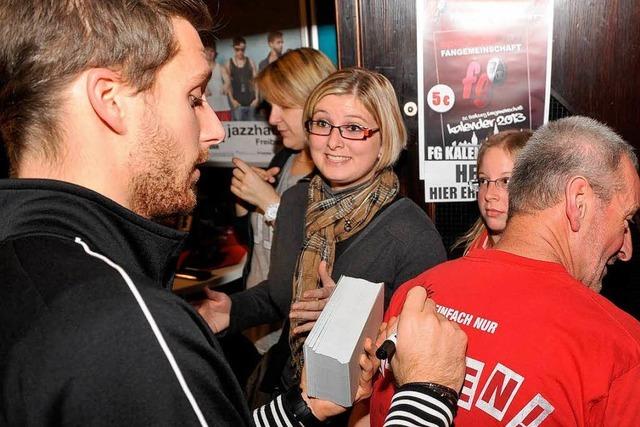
xmin=252 ymin=393 xmax=298 ymax=427
xmin=383 ymin=383 xmax=456 ymax=427
xmin=252 ymin=383 xmax=457 ymax=427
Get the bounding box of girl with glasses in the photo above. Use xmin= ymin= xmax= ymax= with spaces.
xmin=454 ymin=129 xmax=533 ymax=253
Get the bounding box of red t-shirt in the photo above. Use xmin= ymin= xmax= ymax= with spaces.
xmin=468 ymin=229 xmax=490 ymax=251
xmin=371 ymin=249 xmax=640 ymax=426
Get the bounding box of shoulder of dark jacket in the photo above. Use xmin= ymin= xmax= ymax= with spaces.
xmin=280 ymin=179 xmax=310 ymax=207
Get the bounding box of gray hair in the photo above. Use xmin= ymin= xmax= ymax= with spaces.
xmin=509 ymin=116 xmax=638 ymax=215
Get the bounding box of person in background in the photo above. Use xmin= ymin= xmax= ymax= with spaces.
xmin=453 ymin=129 xmax=532 ymax=253
xmin=258 ymin=31 xmax=284 ymax=72
xmin=232 ymin=48 xmax=335 ymax=291
xmin=223 ymin=49 xmax=335 ymax=399
xmin=227 ymin=36 xmax=258 ymax=121
xmin=203 ymin=38 xmax=232 ymax=122
xmin=0 ymin=1 xmax=464 ymax=425
xmin=197 ymin=68 xmax=447 ymax=404
xmin=371 ymin=116 xmax=640 ymax=426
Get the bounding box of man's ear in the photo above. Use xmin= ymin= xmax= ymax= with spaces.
xmin=86 ymin=69 xmax=127 ymax=135
xmin=565 ymin=176 xmax=590 ymax=232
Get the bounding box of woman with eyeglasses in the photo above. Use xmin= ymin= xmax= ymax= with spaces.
xmin=454 ymin=129 xmax=533 ymax=253
xmin=197 ymin=68 xmax=446 ymax=402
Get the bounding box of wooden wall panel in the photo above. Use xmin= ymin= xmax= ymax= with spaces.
xmin=359 ymin=0 xmax=422 ymax=203
xmin=336 ymin=0 xmax=427 ymax=206
xmin=334 ymin=0 xmax=361 ymax=68
xmin=552 ymin=0 xmax=640 ymax=148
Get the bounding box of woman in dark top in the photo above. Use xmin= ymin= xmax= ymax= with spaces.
xmin=230 ymin=48 xmax=335 ymax=290
xmin=197 ymin=68 xmax=447 ymax=396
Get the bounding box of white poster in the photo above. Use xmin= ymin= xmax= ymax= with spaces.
xmin=207 ymin=121 xmax=280 ymax=168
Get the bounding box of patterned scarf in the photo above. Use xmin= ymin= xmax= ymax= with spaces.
xmin=289 ymin=168 xmax=399 ymax=378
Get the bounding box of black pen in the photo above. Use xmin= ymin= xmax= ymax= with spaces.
xmin=376 ymin=332 xmax=398 ymax=360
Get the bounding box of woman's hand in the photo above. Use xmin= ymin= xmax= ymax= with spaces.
xmin=290 ymin=261 xmax=336 ymax=335
xmin=301 ymin=336 xmax=378 ymax=420
xmin=347 ymin=320 xmax=392 ymax=427
xmin=193 ymin=287 xmax=232 ymax=333
xmin=230 ymin=158 xmax=280 ymax=213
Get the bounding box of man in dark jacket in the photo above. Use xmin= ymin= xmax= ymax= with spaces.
xmin=0 ymin=1 xmax=252 ymax=425
xmin=0 ymin=1 xmax=466 ymax=426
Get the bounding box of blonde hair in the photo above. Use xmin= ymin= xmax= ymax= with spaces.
xmin=302 ymin=68 xmax=406 ymax=170
xmin=255 ymin=48 xmax=336 ymax=108
xmin=453 ymin=129 xmax=533 ymax=254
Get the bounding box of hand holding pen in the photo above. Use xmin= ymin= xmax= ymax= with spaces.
xmin=376 ymin=287 xmax=468 ymax=391
xmin=374 ymin=318 xmax=398 ymax=378
xmin=376 ymin=332 xmax=398 ymax=360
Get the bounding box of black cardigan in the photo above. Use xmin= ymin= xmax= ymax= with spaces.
xmin=229 ymin=180 xmax=447 ymax=332
xmin=228 ymin=180 xmax=447 ymax=390
xmin=233 ymin=147 xmax=308 ymax=288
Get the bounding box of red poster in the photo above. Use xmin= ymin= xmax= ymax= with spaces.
xmin=418 ymin=0 xmax=553 ymax=202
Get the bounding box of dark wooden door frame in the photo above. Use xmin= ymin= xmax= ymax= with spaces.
xmin=334 ymin=0 xmax=436 ymax=219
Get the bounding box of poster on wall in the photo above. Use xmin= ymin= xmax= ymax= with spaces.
xmin=206 ymin=0 xmax=311 ymax=167
xmin=417 ymin=0 xmax=553 ymax=202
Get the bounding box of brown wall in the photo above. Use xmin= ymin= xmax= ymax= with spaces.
xmin=552 ymin=0 xmax=640 ymax=149
xmin=336 ymin=0 xmax=426 ymax=205
xmin=337 ymin=0 xmax=640 ymax=187
xmin=551 ymin=0 xmax=640 ymax=316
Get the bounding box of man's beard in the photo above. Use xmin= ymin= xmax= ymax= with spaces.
xmin=128 ymin=113 xmax=208 ymax=221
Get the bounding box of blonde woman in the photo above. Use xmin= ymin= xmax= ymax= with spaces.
xmin=229 ymin=48 xmax=336 ymax=289
xmin=198 ymin=68 xmax=446 ymax=396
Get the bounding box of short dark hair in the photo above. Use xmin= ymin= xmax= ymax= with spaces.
xmin=0 ymin=0 xmax=212 ymax=174
xmin=232 ymin=36 xmax=246 ymax=46
xmin=267 ymin=31 xmax=283 ymax=43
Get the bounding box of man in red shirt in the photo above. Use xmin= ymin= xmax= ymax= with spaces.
xmin=372 ymin=116 xmax=640 ymax=426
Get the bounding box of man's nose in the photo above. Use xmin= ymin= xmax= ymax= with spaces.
xmin=618 ymin=222 xmax=634 ymax=262
xmin=200 ymin=101 xmax=225 ymax=148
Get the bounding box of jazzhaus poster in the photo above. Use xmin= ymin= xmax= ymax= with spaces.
xmin=417 ymin=0 xmax=553 ymax=202
xmin=207 ymin=122 xmax=280 ymax=168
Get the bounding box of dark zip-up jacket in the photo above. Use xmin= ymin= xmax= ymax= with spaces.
xmin=0 ymin=179 xmax=252 ymax=426
xmin=0 ymin=179 xmax=455 ymax=427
